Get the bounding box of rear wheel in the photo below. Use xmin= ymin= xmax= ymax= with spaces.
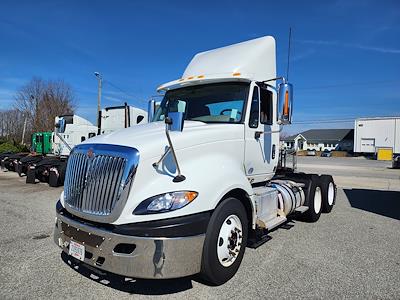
xmin=200 ymin=197 xmax=248 ymax=285
xmin=319 ymin=175 xmax=336 ymax=213
xmin=302 ymin=175 xmax=322 ymax=222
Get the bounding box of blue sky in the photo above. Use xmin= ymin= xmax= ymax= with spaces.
xmin=0 ymin=0 xmax=399 ymax=134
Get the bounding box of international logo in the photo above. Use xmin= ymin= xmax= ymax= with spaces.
xmin=87 ymin=148 xmax=95 ymax=159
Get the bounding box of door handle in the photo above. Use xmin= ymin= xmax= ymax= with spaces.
xmin=254 ymin=128 xmax=282 ymax=139
xmin=272 ymin=144 xmax=276 ymax=159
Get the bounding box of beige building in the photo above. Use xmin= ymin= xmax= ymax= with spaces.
xmin=282 ymin=129 xmax=354 ymax=152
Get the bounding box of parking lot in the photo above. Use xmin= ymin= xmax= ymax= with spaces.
xmin=1 ymin=156 xmax=399 ymax=299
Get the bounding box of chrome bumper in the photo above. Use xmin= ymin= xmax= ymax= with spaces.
xmin=53 ymin=212 xmax=205 ymax=279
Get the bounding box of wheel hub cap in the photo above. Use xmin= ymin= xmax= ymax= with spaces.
xmin=217 ymin=215 xmax=243 ymax=267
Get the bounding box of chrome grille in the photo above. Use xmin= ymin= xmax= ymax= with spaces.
xmin=63 ymin=144 xmax=139 ymax=222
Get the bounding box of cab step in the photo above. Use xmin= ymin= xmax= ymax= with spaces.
xmin=247 ymin=229 xmax=272 ymax=249
xmin=294 ymin=206 xmax=309 ymax=213
xmin=265 ymin=216 xmax=287 ymax=230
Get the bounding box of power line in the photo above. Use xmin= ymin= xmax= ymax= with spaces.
xmin=296 ymin=79 xmax=400 ymax=90
xmin=103 ymin=80 xmax=147 ymax=103
xmin=292 ymin=118 xmax=356 ymax=124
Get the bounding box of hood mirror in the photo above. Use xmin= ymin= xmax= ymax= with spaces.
xmin=55 ymin=118 xmax=66 ymax=133
xmin=165 ymin=112 xmax=184 ymax=132
xmin=148 ymin=99 xmax=156 ymax=123
xmin=278 ymin=82 xmax=293 ymax=125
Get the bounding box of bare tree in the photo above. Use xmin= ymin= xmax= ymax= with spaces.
xmin=13 ymin=77 xmax=76 ymax=142
xmin=0 ymin=109 xmax=25 ymax=142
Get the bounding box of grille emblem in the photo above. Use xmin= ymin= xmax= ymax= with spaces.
xmin=87 ymin=148 xmax=95 ymax=159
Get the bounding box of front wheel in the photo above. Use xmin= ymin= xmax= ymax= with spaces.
xmin=200 ymin=197 xmax=248 ymax=285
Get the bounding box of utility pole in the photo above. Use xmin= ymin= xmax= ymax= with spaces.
xmin=21 ymin=114 xmax=27 ymax=144
xmin=94 ymin=72 xmax=102 ymax=134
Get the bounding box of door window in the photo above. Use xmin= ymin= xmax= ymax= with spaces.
xmin=248 ymin=86 xmax=259 ymax=128
xmin=260 ymin=88 xmax=273 ymax=125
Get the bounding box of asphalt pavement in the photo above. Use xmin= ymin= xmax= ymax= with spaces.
xmin=0 ymin=157 xmax=399 ymax=299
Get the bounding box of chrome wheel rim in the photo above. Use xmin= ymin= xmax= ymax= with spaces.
xmin=314 ymin=187 xmax=322 ymax=214
xmin=217 ymin=214 xmax=243 ymax=267
xmin=328 ymin=182 xmax=335 ymax=206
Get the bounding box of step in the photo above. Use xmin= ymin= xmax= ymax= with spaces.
xmin=264 ymin=216 xmax=287 ymax=230
xmin=294 ymin=206 xmax=309 ymax=213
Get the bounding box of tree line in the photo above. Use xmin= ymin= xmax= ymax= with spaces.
xmin=0 ymin=77 xmax=76 ymax=144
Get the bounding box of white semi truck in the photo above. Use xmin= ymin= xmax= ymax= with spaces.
xmin=53 ymin=36 xmax=336 ymax=285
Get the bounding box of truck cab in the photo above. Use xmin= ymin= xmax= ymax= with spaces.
xmin=54 ymin=36 xmax=336 ymax=285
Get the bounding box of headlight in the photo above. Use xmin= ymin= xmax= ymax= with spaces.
xmin=133 ymin=191 xmax=198 ymax=215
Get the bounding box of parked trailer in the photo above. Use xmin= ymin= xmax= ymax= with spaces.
xmin=53 ymin=36 xmax=337 ymax=285
xmin=354 ymin=117 xmax=400 ymax=168
xmin=99 ymin=102 xmax=147 ymax=135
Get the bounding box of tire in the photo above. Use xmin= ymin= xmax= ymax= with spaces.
xmin=302 ymin=174 xmax=322 ymax=222
xmin=319 ymin=175 xmax=336 ymax=213
xmin=200 ymin=197 xmax=248 ymax=285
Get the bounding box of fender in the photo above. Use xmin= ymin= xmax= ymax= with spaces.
xmin=114 ymin=139 xmax=254 ymax=225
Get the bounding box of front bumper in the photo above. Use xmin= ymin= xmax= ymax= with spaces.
xmin=54 ymin=212 xmax=206 ymax=279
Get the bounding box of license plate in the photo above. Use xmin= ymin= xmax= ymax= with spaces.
xmin=69 ymin=240 xmax=85 ymax=261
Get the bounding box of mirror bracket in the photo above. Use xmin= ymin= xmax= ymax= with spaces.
xmin=153 ymin=113 xmax=185 ymax=182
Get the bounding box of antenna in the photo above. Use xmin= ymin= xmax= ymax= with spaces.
xmin=286 ymin=27 xmax=292 ymax=81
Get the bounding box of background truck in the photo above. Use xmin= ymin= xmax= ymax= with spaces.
xmin=14 ymin=132 xmax=53 ymax=176
xmin=53 ymin=36 xmax=336 ymax=285
xmin=354 ymin=116 xmax=400 ymax=168
xmin=23 ymin=105 xmax=147 ymax=186
xmin=32 ymin=132 xmax=53 ymax=154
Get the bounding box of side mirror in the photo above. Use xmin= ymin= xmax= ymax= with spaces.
xmin=278 ymin=82 xmax=293 ymax=124
xmin=148 ymin=99 xmax=156 ymax=123
xmin=165 ymin=112 xmax=184 ymax=132
xmin=55 ymin=118 xmax=66 ymax=133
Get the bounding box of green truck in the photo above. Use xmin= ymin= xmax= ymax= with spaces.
xmin=31 ymin=132 xmax=53 ymax=154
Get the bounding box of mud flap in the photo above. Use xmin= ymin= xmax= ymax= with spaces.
xmin=26 ymin=167 xmax=36 ymax=184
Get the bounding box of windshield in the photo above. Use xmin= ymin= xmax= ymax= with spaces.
xmin=153 ymin=82 xmax=249 ymax=124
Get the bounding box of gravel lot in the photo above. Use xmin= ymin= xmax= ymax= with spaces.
xmin=0 ymin=157 xmax=399 ymax=299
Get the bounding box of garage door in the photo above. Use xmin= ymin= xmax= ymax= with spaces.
xmin=360 ymin=138 xmax=375 ymax=153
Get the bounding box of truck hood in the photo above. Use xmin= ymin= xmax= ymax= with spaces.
xmin=83 ymin=121 xmax=244 ymax=160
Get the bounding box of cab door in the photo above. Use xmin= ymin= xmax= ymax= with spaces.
xmin=244 ymin=82 xmax=279 ymax=182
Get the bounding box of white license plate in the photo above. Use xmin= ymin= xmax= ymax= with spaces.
xmin=69 ymin=240 xmax=85 ymax=261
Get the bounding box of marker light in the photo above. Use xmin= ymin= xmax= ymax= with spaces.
xmin=283 ymin=90 xmax=289 ymax=115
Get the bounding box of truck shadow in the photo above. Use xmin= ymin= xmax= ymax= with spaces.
xmin=60 ymin=252 xmax=197 ymax=295
xmin=344 ymin=188 xmax=400 ymax=220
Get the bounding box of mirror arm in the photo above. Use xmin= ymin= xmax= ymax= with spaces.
xmin=55 ymin=132 xmax=72 ymax=151
xmin=152 ymin=147 xmax=171 ymax=168
xmin=153 ymin=117 xmax=186 ymax=183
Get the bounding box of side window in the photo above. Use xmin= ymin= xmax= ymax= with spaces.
xmin=260 ymin=88 xmax=273 ymax=125
xmin=137 ymin=115 xmax=144 ymax=124
xmin=81 ymin=136 xmax=86 ymax=142
xmin=88 ymin=132 xmax=96 ymax=139
xmin=248 ymin=86 xmax=259 ymax=128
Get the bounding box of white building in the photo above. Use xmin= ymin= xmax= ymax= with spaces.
xmin=354 ymin=117 xmax=399 ymax=155
xmin=282 ymin=129 xmax=354 ymax=152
